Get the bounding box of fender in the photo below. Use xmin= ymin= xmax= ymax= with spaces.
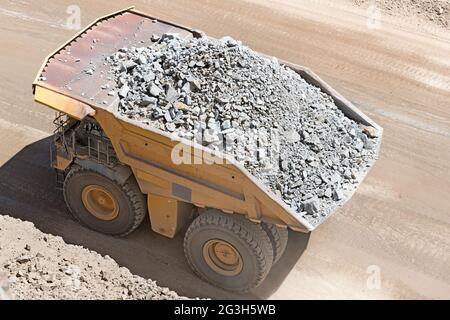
xmin=74 ymin=158 xmax=132 ymax=185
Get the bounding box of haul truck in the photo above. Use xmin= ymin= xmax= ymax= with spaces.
xmin=32 ymin=7 xmax=382 ymax=292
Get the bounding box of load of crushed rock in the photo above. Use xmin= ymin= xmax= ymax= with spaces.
xmin=0 ymin=215 xmax=186 ymax=300
xmin=105 ymin=34 xmax=379 ymax=226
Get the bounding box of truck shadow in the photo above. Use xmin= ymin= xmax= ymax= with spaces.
xmin=0 ymin=136 xmax=310 ymax=299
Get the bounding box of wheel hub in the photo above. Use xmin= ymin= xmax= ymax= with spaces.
xmin=81 ymin=185 xmax=119 ymax=221
xmin=202 ymin=239 xmax=243 ymax=276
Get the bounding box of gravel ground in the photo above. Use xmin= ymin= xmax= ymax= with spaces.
xmin=353 ymin=0 xmax=450 ymax=29
xmin=104 ymin=35 xmax=379 ymax=226
xmin=0 ymin=214 xmax=187 ymax=300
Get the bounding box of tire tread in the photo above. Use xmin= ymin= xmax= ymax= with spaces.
xmin=63 ymin=165 xmax=146 ymax=237
xmin=184 ymin=210 xmax=273 ymax=292
xmin=261 ymin=222 xmax=288 ymax=264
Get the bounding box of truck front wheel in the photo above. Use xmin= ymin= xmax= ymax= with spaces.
xmin=184 ymin=210 xmax=274 ymax=292
xmin=63 ymin=166 xmax=146 ymax=237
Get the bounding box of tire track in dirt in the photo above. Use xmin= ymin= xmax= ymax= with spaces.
xmin=0 ymin=0 xmax=449 ymax=299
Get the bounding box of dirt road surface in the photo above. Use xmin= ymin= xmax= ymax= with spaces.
xmin=0 ymin=0 xmax=449 ymax=299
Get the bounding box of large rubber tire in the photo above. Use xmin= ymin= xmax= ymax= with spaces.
xmin=63 ymin=166 xmax=146 ymax=237
xmin=184 ymin=210 xmax=274 ymax=292
xmin=261 ymin=222 xmax=289 ymax=264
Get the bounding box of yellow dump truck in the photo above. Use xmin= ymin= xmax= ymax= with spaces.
xmin=32 ymin=7 xmax=382 ymax=292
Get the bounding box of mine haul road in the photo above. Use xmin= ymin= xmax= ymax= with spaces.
xmin=0 ymin=0 xmax=449 ymax=299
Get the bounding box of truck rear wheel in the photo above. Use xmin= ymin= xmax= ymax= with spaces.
xmin=63 ymin=166 xmax=146 ymax=237
xmin=261 ymin=222 xmax=288 ymax=264
xmin=184 ymin=210 xmax=274 ymax=292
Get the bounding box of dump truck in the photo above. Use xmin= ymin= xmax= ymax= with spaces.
xmin=32 ymin=7 xmax=382 ymax=292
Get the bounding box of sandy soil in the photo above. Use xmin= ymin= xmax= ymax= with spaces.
xmin=0 ymin=0 xmax=449 ymax=299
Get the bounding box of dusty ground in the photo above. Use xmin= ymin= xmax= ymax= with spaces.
xmin=0 ymin=0 xmax=449 ymax=299
xmin=352 ymin=0 xmax=450 ymax=30
xmin=0 ymin=215 xmax=184 ymax=300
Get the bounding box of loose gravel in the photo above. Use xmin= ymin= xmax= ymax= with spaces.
xmin=0 ymin=215 xmax=187 ymax=300
xmin=104 ymin=34 xmax=380 ymax=226
xmin=353 ymin=0 xmax=450 ymax=29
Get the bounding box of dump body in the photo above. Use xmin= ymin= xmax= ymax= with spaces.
xmin=33 ymin=8 xmax=382 ymax=236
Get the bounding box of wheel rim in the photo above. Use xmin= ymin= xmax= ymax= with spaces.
xmin=81 ymin=185 xmax=119 ymax=221
xmin=202 ymin=239 xmax=243 ymax=276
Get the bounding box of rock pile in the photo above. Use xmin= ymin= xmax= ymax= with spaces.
xmin=353 ymin=0 xmax=450 ymax=30
xmin=105 ymin=34 xmax=379 ymax=226
xmin=0 ymin=215 xmax=186 ymax=300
